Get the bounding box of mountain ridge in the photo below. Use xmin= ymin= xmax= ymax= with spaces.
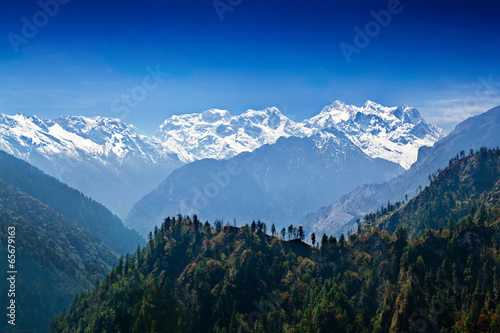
xmin=0 ymin=100 xmax=444 ymax=219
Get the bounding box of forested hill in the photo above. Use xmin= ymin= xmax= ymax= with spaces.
xmin=51 ymin=208 xmax=500 ymax=332
xmin=0 ymin=151 xmax=144 ymax=254
xmin=0 ymin=179 xmax=118 ymax=332
xmin=372 ymin=147 xmax=500 ymax=237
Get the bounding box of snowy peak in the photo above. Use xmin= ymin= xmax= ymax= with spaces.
xmin=53 ymin=115 xmax=129 ymax=135
xmin=154 ymin=107 xmax=313 ymax=162
xmin=152 ymin=101 xmax=445 ymax=168
xmin=1 ymin=99 xmax=444 ymax=173
xmin=0 ymin=113 xmax=177 ymax=165
xmin=52 ymin=116 xmax=144 ymax=155
xmin=304 ymin=101 xmax=446 ymax=169
xmin=0 ymin=113 xmax=184 ymax=218
xmin=0 ymin=100 xmax=446 ymax=218
xmin=315 ymin=100 xmax=423 ymax=125
xmin=0 ymin=100 xmax=445 ymax=182
xmin=201 ymin=109 xmax=232 ymax=123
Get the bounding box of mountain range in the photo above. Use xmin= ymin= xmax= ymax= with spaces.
xmin=154 ymin=100 xmax=445 ymax=169
xmin=0 ymin=101 xmax=445 ymax=220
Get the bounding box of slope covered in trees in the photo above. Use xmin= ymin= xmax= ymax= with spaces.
xmin=51 ymin=209 xmax=500 ymax=332
xmin=0 ymin=179 xmax=118 ymax=332
xmin=0 ymin=151 xmax=144 ymax=254
xmin=374 ymin=147 xmax=500 ymax=237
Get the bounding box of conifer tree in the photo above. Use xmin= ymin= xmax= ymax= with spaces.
xmin=321 ymin=233 xmax=328 ymax=249
xmin=298 ymin=225 xmax=305 ymax=241
xmin=339 ymin=233 xmax=345 ymax=247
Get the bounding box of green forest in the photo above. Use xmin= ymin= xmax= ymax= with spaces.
xmin=0 ymin=179 xmax=118 ymax=332
xmin=0 ymin=151 xmax=144 ymax=255
xmin=49 ymin=149 xmax=500 ymax=333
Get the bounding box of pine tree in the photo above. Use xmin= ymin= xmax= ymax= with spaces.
xmin=298 ymin=225 xmax=305 ymax=241
xmin=214 ymin=219 xmax=222 ymax=231
xmin=125 ymin=253 xmax=130 ymax=274
xmin=117 ymin=256 xmax=124 ymax=276
xmin=257 ymin=220 xmax=263 ymax=233
xmin=339 ymin=234 xmax=345 ymax=247
xmin=135 ymin=244 xmax=141 ymax=261
xmin=321 ymin=233 xmax=328 ymax=249
xmin=163 ymin=217 xmax=171 ymax=230
xmin=477 ymin=203 xmax=487 ymax=225
xmin=288 ymin=225 xmax=294 ymax=240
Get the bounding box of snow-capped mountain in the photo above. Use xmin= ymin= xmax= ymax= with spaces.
xmin=153 ymin=107 xmax=313 ymax=162
xmin=0 ymin=114 xmax=171 ymax=164
xmin=153 ymin=101 xmax=445 ymax=169
xmin=0 ymin=113 xmax=183 ymax=218
xmin=0 ymin=100 xmax=445 ymax=220
xmin=304 ymin=100 xmax=446 ymax=169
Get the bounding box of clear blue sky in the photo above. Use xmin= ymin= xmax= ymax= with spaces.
xmin=0 ymin=0 xmax=499 ymax=134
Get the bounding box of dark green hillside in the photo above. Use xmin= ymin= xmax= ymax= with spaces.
xmin=376 ymin=147 xmax=500 ymax=237
xmin=0 ymin=179 xmax=118 ymax=333
xmin=51 ymin=211 xmax=500 ymax=332
xmin=0 ymin=151 xmax=144 ymax=254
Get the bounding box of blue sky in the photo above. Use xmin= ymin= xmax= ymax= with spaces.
xmin=0 ymin=0 xmax=499 ymax=134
